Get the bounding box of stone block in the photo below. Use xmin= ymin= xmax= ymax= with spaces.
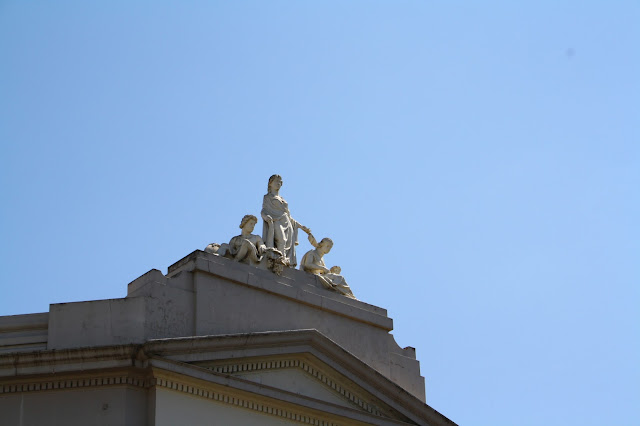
xmin=48 ymin=298 xmax=146 ymax=350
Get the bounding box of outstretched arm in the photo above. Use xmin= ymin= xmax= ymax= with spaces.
xmin=292 ymin=218 xmax=311 ymax=234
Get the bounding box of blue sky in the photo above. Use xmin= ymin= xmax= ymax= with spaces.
xmin=1 ymin=2 xmax=638 ymax=425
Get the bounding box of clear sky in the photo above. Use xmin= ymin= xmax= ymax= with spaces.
xmin=1 ymin=1 xmax=638 ymax=425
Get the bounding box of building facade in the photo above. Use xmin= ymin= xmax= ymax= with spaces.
xmin=0 ymin=250 xmax=455 ymax=425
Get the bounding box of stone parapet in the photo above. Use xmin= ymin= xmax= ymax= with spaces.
xmin=0 ymin=313 xmax=48 ymax=354
xmin=0 ymin=250 xmax=426 ymax=402
xmin=164 ymin=250 xmax=393 ymax=330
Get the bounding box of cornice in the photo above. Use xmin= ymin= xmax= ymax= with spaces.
xmin=0 ymin=332 xmax=455 ymax=426
xmin=144 ymin=330 xmax=455 ymax=426
xmin=0 ymin=367 xmax=152 ymax=394
xmin=154 ymin=371 xmax=345 ymax=426
xmin=151 ymin=357 xmax=409 ymax=426
xmin=0 ymin=345 xmax=141 ymax=377
xmin=204 ymin=356 xmax=385 ymax=417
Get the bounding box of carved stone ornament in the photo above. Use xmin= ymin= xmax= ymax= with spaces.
xmin=206 ymin=214 xmax=287 ymax=276
xmin=204 ymin=175 xmax=355 ymax=297
xmin=300 ymin=234 xmax=357 ymax=300
xmin=261 ymin=174 xmax=311 ymax=267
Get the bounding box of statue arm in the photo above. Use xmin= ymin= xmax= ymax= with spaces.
xmin=317 ymin=265 xmax=330 ymax=274
xmin=261 ymin=207 xmax=273 ymax=223
xmin=227 ymin=236 xmax=241 ymax=255
xmin=291 ymin=217 xmax=310 ymax=234
xmin=256 ymin=236 xmax=267 ymax=254
xmin=261 ymin=195 xmax=275 ymax=223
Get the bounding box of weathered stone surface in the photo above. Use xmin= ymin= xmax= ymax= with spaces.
xmin=0 ymin=386 xmax=148 ymax=425
xmin=0 ymin=313 xmax=48 ymax=354
xmin=2 ymin=250 xmax=426 ymax=402
xmin=0 ymin=331 xmax=456 ymax=425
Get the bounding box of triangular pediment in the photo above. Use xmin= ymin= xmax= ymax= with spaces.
xmin=216 ymin=365 xmax=358 ymax=410
xmin=198 ymin=355 xmax=392 ymax=418
xmin=144 ymin=330 xmax=454 ymax=426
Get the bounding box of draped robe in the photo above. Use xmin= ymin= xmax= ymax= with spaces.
xmin=261 ymin=193 xmax=300 ymax=267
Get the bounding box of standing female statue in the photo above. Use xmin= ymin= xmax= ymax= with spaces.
xmin=261 ymin=174 xmax=311 ymax=267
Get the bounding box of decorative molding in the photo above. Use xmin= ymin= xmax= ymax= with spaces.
xmin=206 ymin=358 xmax=383 ymax=417
xmin=0 ymin=365 xmax=356 ymax=426
xmin=155 ymin=376 xmax=340 ymax=426
xmin=0 ymin=374 xmax=150 ymax=394
xmin=145 ymin=330 xmax=431 ymax=424
xmin=0 ymin=334 xmax=450 ymax=425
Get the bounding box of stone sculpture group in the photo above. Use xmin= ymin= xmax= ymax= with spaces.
xmin=206 ymin=174 xmax=356 ymax=299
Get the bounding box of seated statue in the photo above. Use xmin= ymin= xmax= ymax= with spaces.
xmin=300 ymin=235 xmax=356 ymax=299
xmin=218 ymin=215 xmax=267 ymax=265
xmin=206 ymin=215 xmax=287 ymax=275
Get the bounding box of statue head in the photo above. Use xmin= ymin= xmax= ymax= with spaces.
xmin=319 ymin=238 xmax=333 ymax=253
xmin=267 ymin=174 xmax=283 ymax=192
xmin=239 ymin=214 xmax=258 ymax=230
